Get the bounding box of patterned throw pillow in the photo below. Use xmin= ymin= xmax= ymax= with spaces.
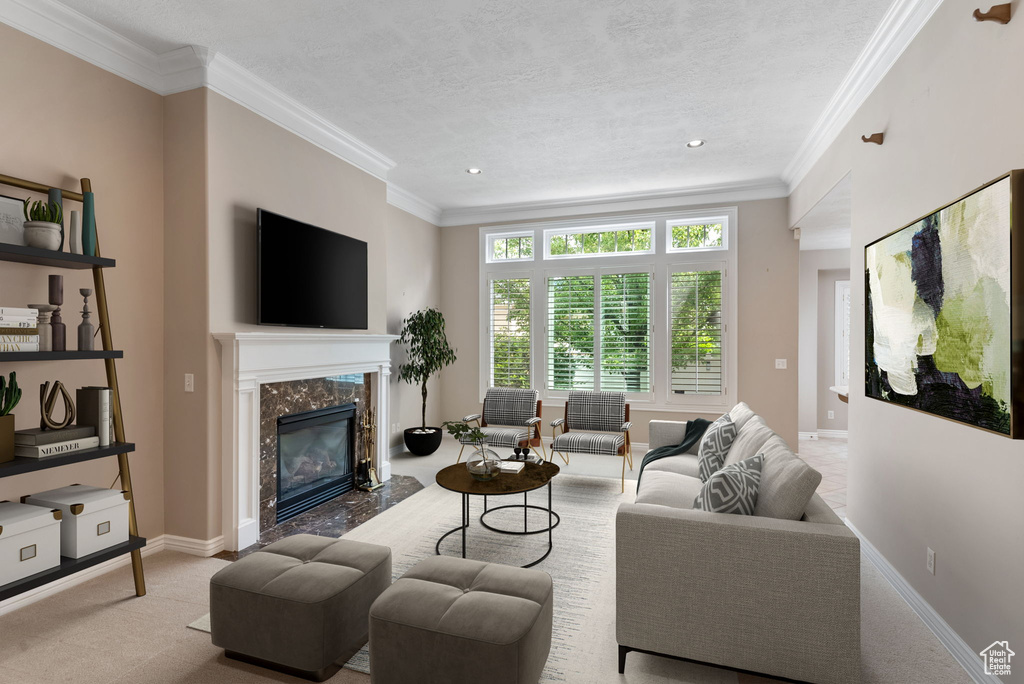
xmin=693 ymin=454 xmax=763 ymax=515
xmin=697 ymin=413 xmax=737 ymax=482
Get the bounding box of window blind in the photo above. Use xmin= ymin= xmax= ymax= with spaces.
xmin=599 ymin=272 xmax=651 ymax=392
xmin=547 ymin=275 xmax=595 ymax=390
xmin=670 ymin=270 xmax=723 ymax=395
xmin=489 ymin=278 xmax=531 ymax=388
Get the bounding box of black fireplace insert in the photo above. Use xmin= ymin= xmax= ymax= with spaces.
xmin=276 ymin=403 xmax=356 ymax=523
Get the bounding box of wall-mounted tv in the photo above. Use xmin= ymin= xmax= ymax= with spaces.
xmin=257 ymin=209 xmax=368 ymax=330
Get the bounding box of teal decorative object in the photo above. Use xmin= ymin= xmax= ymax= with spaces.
xmin=82 ymin=191 xmax=96 ymax=256
xmin=47 ymin=188 xmax=64 ymax=251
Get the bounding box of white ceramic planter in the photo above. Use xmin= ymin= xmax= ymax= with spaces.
xmin=23 ymin=221 xmax=62 ymax=250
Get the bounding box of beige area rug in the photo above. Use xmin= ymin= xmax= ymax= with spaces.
xmin=186 ymin=473 xmax=970 ymax=683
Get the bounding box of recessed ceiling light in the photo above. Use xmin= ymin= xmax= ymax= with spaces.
xmin=466 ymin=168 xmax=483 ymax=174
xmin=686 ymin=140 xmax=706 ymax=148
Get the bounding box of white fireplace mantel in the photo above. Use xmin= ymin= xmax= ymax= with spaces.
xmin=214 ymin=332 xmax=398 ymax=551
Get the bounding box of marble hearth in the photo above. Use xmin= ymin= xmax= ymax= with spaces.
xmin=215 ymin=332 xmax=397 ymax=551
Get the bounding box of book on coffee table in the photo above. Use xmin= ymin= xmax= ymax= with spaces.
xmin=499 ymin=461 xmax=525 ymax=474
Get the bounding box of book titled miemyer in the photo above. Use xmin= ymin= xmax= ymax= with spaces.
xmin=12 ymin=387 xmax=113 ymax=458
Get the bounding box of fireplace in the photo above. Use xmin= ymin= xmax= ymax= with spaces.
xmin=276 ymin=404 xmax=356 ymax=523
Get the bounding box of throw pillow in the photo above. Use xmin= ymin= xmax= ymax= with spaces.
xmin=697 ymin=413 xmax=737 ymax=482
xmin=693 ymin=454 xmax=763 ymax=515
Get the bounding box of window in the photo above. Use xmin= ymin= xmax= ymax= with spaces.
xmin=668 ymin=219 xmax=725 ymax=252
xmin=546 ymin=223 xmax=653 ymax=259
xmin=547 ymin=275 xmax=595 ymax=390
xmin=489 ymin=278 xmax=532 ymax=388
xmin=599 ymin=273 xmax=651 ymax=392
xmin=670 ymin=269 xmax=723 ymax=396
xmin=487 ymin=232 xmax=533 ymax=263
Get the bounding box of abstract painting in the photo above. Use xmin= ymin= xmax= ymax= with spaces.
xmin=865 ymin=172 xmax=1022 ymax=437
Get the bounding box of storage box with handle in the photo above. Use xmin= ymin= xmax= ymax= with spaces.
xmin=0 ymin=501 xmax=62 ymax=586
xmin=23 ymin=484 xmax=129 ymax=559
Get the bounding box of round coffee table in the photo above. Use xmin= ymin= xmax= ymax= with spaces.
xmin=435 ymin=461 xmax=560 ymax=568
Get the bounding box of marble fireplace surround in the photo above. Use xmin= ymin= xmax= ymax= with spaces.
xmin=215 ymin=332 xmax=398 ymax=551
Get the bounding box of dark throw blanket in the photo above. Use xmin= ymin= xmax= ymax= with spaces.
xmin=636 ymin=417 xmax=711 ymax=488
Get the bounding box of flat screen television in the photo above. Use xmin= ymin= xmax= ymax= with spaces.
xmin=257 ymin=209 xmax=368 ymax=329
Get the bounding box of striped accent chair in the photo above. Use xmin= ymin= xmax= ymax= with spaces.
xmin=459 ymin=388 xmax=546 ymax=462
xmin=550 ymin=391 xmax=633 ymax=491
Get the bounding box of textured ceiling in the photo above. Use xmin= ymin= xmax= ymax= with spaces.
xmin=57 ymin=0 xmax=893 ymax=209
xmin=796 ymin=175 xmax=851 ymax=250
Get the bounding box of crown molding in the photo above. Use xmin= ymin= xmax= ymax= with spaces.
xmin=386 ymin=184 xmax=443 ymax=225
xmin=782 ymin=0 xmax=944 ymax=192
xmin=437 ymin=178 xmax=788 ymax=227
xmin=0 ymin=0 xmax=395 ymax=181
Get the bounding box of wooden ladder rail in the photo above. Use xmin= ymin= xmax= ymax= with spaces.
xmin=81 ymin=177 xmax=146 ymax=597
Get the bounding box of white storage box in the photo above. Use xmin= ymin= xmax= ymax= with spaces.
xmin=24 ymin=485 xmax=129 ymax=559
xmin=0 ymin=501 xmax=62 ymax=586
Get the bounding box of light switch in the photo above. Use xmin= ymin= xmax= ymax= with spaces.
xmin=775 ymin=359 xmax=787 ymax=370
xmin=184 ymin=373 xmax=194 ymax=393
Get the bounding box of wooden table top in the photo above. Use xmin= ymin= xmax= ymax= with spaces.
xmin=435 ymin=461 xmax=560 ymax=495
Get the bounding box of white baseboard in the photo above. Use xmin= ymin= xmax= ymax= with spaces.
xmin=799 ymin=432 xmax=820 ymax=440
xmin=846 ymin=519 xmax=999 ymax=684
xmin=389 ymin=444 xmax=405 ymax=459
xmin=162 ymin=534 xmax=224 ymax=557
xmin=0 ymin=534 xmax=167 ymax=616
xmin=817 ymin=429 xmax=849 ymax=439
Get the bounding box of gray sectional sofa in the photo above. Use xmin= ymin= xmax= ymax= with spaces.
xmin=616 ymin=402 xmax=861 ymax=684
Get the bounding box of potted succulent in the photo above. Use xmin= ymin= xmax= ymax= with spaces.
xmin=23 ymin=199 xmax=63 ymax=250
xmin=398 ymin=308 xmax=457 ymax=456
xmin=0 ymin=372 xmax=22 ymax=463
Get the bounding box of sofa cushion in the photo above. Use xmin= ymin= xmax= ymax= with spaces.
xmin=697 ymin=414 xmax=737 ymax=482
xmin=723 ymin=416 xmax=775 ymax=466
xmin=693 ymin=455 xmax=763 ymax=515
xmin=635 ymin=470 xmax=703 ymax=510
xmin=753 ymin=435 xmax=823 ymax=521
xmin=643 ymin=454 xmax=700 ymax=479
xmin=728 ymin=402 xmax=757 ymax=431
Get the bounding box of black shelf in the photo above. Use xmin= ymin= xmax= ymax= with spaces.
xmin=0 ymin=243 xmax=115 ymax=269
xmin=0 ymin=442 xmax=135 ymax=478
xmin=0 ymin=536 xmax=146 ymax=601
xmin=0 ymin=350 xmax=123 ymax=362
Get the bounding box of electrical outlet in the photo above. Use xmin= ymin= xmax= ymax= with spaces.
xmin=828 ymin=410 xmax=835 ymax=420
xmin=775 ymin=359 xmax=787 ymax=369
xmin=184 ymin=373 xmax=194 ymax=393
xmin=927 ymin=547 xmax=935 ymax=575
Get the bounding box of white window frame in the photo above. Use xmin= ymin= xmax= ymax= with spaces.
xmin=665 ymin=216 xmax=729 ymax=253
xmin=544 ymin=221 xmax=655 ymax=260
xmin=485 ymin=230 xmax=536 ymax=264
xmin=479 ymin=208 xmax=737 ymax=411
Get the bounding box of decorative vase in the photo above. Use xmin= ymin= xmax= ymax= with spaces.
xmin=466 ymin=445 xmax=501 ymax=481
xmin=0 ymin=414 xmax=13 ymax=464
xmin=48 ymin=275 xmax=65 ymax=352
xmin=82 ymin=191 xmax=96 ymax=256
xmin=68 ymin=210 xmax=83 ymax=255
xmin=29 ymin=304 xmax=56 ymax=352
xmin=47 ymin=188 xmax=64 ymax=252
xmin=77 ymin=289 xmax=94 ymax=351
xmin=23 ymin=222 xmax=62 ymax=250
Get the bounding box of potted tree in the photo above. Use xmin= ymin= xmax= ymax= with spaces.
xmin=398 ymin=308 xmax=457 ymax=456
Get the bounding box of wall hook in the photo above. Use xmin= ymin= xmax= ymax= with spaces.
xmin=973 ymin=3 xmax=1011 ymax=23
xmin=861 ymin=133 xmax=884 ymax=145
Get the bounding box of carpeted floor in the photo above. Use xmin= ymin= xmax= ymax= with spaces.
xmin=0 ymin=473 xmax=971 ymax=683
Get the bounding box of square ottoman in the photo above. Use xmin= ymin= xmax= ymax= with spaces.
xmin=210 ymin=534 xmax=391 ymax=681
xmin=369 ymin=555 xmax=553 ymax=684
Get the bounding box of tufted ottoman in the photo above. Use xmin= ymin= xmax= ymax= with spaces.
xmin=210 ymin=535 xmax=391 ymax=681
xmin=369 ymin=555 xmax=553 ymax=684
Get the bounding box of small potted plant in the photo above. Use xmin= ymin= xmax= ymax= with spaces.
xmin=23 ymin=199 xmax=63 ymax=250
xmin=442 ymin=420 xmax=500 ymax=481
xmin=0 ymin=372 xmax=22 ymax=463
xmin=398 ymin=308 xmax=457 ymax=456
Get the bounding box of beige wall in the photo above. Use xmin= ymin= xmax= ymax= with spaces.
xmin=439 ymin=197 xmax=798 ymax=446
xmin=798 ymin=249 xmax=850 ymax=434
xmin=816 ymin=268 xmax=849 ymax=431
xmin=385 ymin=205 xmax=443 ymax=445
xmin=0 ymin=25 xmax=166 ymax=538
xmin=789 ymin=0 xmax=1024 ymax=658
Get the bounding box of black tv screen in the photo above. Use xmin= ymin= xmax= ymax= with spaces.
xmin=258 ymin=209 xmax=368 ymax=329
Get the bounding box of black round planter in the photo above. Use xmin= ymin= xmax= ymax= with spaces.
xmin=403 ymin=427 xmax=443 ymax=456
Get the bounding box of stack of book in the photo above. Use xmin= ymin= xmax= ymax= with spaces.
xmin=0 ymin=307 xmax=40 ymax=352
xmin=14 ymin=426 xmax=98 ymax=459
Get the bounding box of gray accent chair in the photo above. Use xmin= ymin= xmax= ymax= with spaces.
xmin=549 ymin=390 xmax=633 ymax=491
xmin=369 ymin=555 xmax=553 ymax=684
xmin=210 ymin=535 xmax=391 ymax=681
xmin=461 ymin=387 xmax=547 ymax=462
xmin=616 ymin=404 xmax=861 ymax=684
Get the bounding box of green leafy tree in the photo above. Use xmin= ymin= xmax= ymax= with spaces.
xmin=600 ymin=273 xmax=650 ymax=392
xmin=491 ymin=278 xmax=531 ymax=388
xmin=398 ymin=308 xmax=457 ymax=428
xmin=548 ymin=276 xmax=595 ymax=389
xmin=670 ymin=270 xmax=723 ymax=394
